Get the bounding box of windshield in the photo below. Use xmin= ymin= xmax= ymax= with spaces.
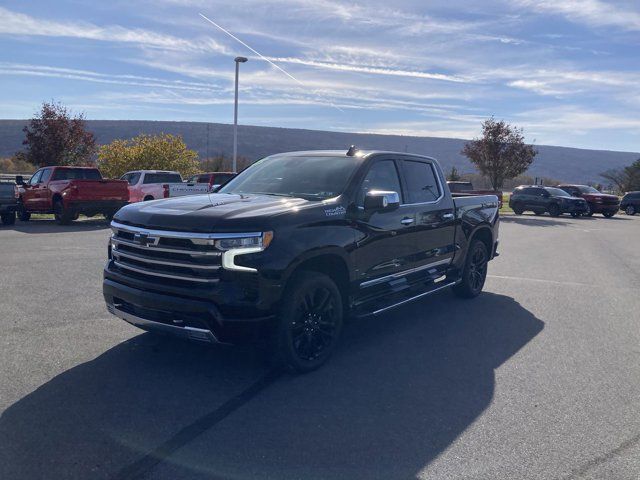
xmin=143 ymin=173 xmax=182 ymax=184
xmin=578 ymin=185 xmax=600 ymax=194
xmin=219 ymin=155 xmax=360 ymax=200
xmin=546 ymin=187 xmax=572 ymax=197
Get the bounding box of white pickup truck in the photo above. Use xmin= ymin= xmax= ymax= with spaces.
xmin=120 ymin=170 xmax=210 ymax=203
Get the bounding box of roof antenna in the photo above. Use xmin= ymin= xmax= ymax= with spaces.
xmin=346 ymin=145 xmax=357 ymax=156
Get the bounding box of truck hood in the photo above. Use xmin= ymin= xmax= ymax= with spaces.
xmin=113 ymin=193 xmax=318 ymax=232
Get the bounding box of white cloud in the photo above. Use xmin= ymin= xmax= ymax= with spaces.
xmin=514 ymin=0 xmax=640 ymax=31
xmin=0 ymin=6 xmax=227 ymax=53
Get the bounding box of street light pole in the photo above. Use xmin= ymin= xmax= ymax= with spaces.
xmin=233 ymin=56 xmax=248 ymax=173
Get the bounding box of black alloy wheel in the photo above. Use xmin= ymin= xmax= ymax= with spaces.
xmin=454 ymin=239 xmax=488 ymax=299
xmin=17 ymin=200 xmax=30 ymax=221
xmin=273 ymin=271 xmax=343 ymax=373
xmin=54 ymin=200 xmax=74 ymax=225
xmin=548 ymin=203 xmax=561 ymax=217
xmin=512 ymin=203 xmax=523 ymax=215
xmin=626 ymin=205 xmax=636 ymax=216
xmin=584 ymin=203 xmax=593 ymax=216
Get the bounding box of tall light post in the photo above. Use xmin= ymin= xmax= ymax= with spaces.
xmin=233 ymin=56 xmax=248 ymax=173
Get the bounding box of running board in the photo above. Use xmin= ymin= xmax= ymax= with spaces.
xmin=359 ymin=281 xmax=459 ymax=317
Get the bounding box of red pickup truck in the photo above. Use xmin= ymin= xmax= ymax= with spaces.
xmin=16 ymin=166 xmax=129 ymax=224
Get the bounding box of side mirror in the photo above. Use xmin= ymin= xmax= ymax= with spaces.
xmin=15 ymin=175 xmax=24 ymax=186
xmin=364 ymin=190 xmax=400 ymax=212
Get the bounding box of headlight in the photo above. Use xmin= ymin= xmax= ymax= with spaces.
xmin=220 ymin=232 xmax=274 ymax=272
xmin=216 ymin=231 xmax=273 ymax=251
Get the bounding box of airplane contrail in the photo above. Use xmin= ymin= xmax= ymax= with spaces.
xmin=198 ymin=13 xmax=344 ymax=113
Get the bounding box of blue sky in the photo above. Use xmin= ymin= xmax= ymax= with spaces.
xmin=0 ymin=0 xmax=639 ymax=151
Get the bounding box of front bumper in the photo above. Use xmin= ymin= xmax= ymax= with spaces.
xmin=561 ymin=202 xmax=588 ymax=214
xmin=589 ymin=203 xmax=619 ymax=214
xmin=103 ymin=275 xmax=276 ymax=344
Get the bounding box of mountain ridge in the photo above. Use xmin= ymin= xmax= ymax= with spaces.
xmin=1 ymin=119 xmax=637 ymax=183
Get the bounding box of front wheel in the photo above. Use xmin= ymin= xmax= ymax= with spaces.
xmin=626 ymin=205 xmax=636 ymax=216
xmin=584 ymin=204 xmax=593 ymax=216
xmin=17 ymin=201 xmax=30 ymax=221
xmin=454 ymin=239 xmax=489 ymax=299
xmin=511 ymin=203 xmax=523 ymax=215
xmin=1 ymin=212 xmax=16 ymax=225
xmin=603 ymin=211 xmax=615 ymax=218
xmin=548 ymin=203 xmax=561 ymax=217
xmin=571 ymin=212 xmax=581 ymax=218
xmin=272 ymin=271 xmax=343 ymax=373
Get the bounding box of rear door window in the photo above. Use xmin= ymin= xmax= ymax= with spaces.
xmin=143 ymin=173 xmax=183 ymax=184
xmin=402 ymin=160 xmax=441 ymax=203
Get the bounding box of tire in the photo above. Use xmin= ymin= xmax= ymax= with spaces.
xmin=271 ymin=271 xmax=344 ymax=373
xmin=571 ymin=212 xmax=581 ymax=218
xmin=53 ymin=200 xmax=74 ymax=225
xmin=626 ymin=205 xmax=636 ymax=216
xmin=534 ymin=211 xmax=543 ymax=216
xmin=603 ymin=211 xmax=615 ymax=218
xmin=104 ymin=211 xmax=115 ymax=222
xmin=1 ymin=212 xmax=16 ymax=225
xmin=512 ymin=203 xmax=523 ymax=215
xmin=17 ymin=201 xmax=30 ymax=221
xmin=453 ymin=239 xmax=489 ymax=299
xmin=548 ymin=203 xmax=561 ymax=217
xmin=584 ymin=203 xmax=593 ymax=216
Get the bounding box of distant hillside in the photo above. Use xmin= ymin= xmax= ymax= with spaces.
xmin=1 ymin=119 xmax=637 ymax=183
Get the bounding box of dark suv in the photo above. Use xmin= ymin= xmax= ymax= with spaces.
xmin=509 ymin=186 xmax=588 ymax=217
xmin=620 ymin=191 xmax=640 ymax=215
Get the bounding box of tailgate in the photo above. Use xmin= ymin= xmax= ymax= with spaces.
xmin=168 ymin=183 xmax=210 ymax=197
xmin=68 ymin=180 xmax=129 ymax=200
xmin=0 ymin=183 xmax=16 ymax=202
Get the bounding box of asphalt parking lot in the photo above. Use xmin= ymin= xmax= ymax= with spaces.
xmin=1 ymin=213 xmax=639 ymax=480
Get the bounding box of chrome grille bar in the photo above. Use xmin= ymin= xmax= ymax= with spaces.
xmin=113 ymin=261 xmax=219 ymax=283
xmin=112 ymin=249 xmax=221 ymax=270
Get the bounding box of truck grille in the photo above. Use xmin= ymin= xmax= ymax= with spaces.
xmin=109 ymin=222 xmax=260 ymax=285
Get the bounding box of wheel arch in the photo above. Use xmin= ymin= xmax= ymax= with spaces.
xmin=468 ymin=225 xmax=493 ymax=259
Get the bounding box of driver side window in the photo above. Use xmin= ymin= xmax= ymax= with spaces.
xmin=358 ymin=160 xmax=402 ymax=206
xmin=29 ymin=170 xmax=43 ymax=185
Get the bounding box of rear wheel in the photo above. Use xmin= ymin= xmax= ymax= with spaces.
xmin=1 ymin=212 xmax=16 ymax=225
xmin=626 ymin=205 xmax=636 ymax=216
xmin=53 ymin=200 xmax=74 ymax=225
xmin=453 ymin=239 xmax=489 ymax=299
xmin=603 ymin=211 xmax=615 ymax=218
xmin=548 ymin=203 xmax=561 ymax=217
xmin=272 ymin=271 xmax=343 ymax=373
xmin=571 ymin=212 xmax=581 ymax=218
xmin=512 ymin=203 xmax=523 ymax=215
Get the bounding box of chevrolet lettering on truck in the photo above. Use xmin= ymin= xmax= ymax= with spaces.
xmin=103 ymin=148 xmax=500 ymax=372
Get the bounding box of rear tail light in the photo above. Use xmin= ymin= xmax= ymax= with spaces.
xmin=163 ymin=184 xmax=169 ymax=198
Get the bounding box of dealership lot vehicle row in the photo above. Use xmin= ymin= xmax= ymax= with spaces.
xmin=1 ymin=213 xmax=639 ymax=479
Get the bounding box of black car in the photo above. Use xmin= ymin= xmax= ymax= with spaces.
xmin=620 ymin=191 xmax=640 ymax=215
xmin=509 ymin=186 xmax=588 ymax=217
xmin=103 ymin=148 xmax=500 ymax=372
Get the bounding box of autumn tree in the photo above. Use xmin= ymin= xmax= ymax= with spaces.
xmin=98 ymin=133 xmax=200 ymax=178
xmin=601 ymin=159 xmax=640 ymax=193
xmin=20 ymin=102 xmax=96 ymax=167
xmin=462 ymin=117 xmax=537 ymax=190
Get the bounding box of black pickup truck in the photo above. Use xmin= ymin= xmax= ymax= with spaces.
xmin=104 ymin=148 xmax=500 ymax=372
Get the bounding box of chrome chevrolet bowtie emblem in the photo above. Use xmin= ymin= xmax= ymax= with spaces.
xmin=134 ymin=232 xmax=157 ymax=246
